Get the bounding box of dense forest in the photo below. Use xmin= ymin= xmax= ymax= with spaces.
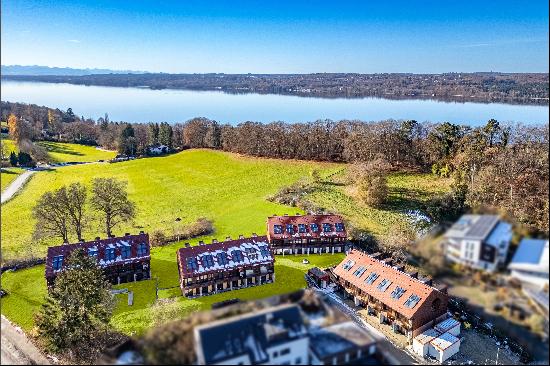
xmin=3 ymin=72 xmax=548 ymax=105
xmin=2 ymin=101 xmax=548 ymax=234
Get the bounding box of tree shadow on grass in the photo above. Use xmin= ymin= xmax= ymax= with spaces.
xmin=0 ymin=168 xmax=19 ymax=175
xmin=37 ymin=141 xmax=85 ymax=156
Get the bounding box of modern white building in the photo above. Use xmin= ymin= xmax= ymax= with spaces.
xmin=412 ymin=317 xmax=461 ymax=364
xmin=194 ymin=304 xmax=309 ymax=365
xmin=147 ymin=144 xmax=169 ymax=155
xmin=443 ymin=214 xmax=512 ymax=272
xmin=508 ymin=238 xmax=549 ymax=288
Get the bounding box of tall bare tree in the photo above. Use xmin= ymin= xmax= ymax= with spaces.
xmin=91 ymin=178 xmax=135 ymax=237
xmin=62 ymin=183 xmax=88 ymax=241
xmin=33 ymin=188 xmax=71 ymax=243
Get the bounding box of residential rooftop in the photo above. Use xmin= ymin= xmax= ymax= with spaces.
xmin=309 ymin=321 xmax=376 ymax=359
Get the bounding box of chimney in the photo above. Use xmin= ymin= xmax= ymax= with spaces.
xmin=393 ymin=265 xmax=405 ymax=272
xmin=407 ymin=271 xmax=418 ymax=279
xmin=212 ymin=239 xmax=219 ymax=243
xmin=79 ymin=238 xmax=85 ymax=243
xmin=184 ymin=243 xmax=191 ymax=248
xmin=420 ymin=277 xmax=433 ymax=286
xmin=95 ymin=236 xmax=100 ymax=241
xmin=381 ymin=258 xmax=393 ymax=266
xmin=239 ymin=234 xmax=245 ymax=239
xmin=296 ymin=213 xmax=301 ymax=216
xmin=226 ymin=236 xmax=231 ymax=241
xmin=370 ymin=252 xmax=382 ymax=259
xmin=252 ymin=233 xmax=258 ymax=238
xmin=125 ymin=232 xmax=130 ymax=236
xmin=283 ymin=213 xmax=288 ymax=216
xmin=198 ymin=240 xmax=204 ymax=246
xmin=139 ymin=230 xmax=145 ymax=235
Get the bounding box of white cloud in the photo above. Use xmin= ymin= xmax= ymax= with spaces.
xmin=67 ymin=39 xmax=81 ymax=43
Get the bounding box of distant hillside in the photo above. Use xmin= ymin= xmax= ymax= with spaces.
xmin=1 ymin=65 xmax=148 ymax=76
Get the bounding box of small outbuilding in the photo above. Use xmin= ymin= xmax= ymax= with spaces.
xmin=434 ymin=317 xmax=460 ymax=336
xmin=429 ymin=332 xmax=461 ymax=363
xmin=308 ymin=267 xmax=329 ymax=289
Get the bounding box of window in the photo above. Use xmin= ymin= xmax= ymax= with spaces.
xmin=404 ymin=294 xmax=422 ymax=308
xmin=88 ymin=248 xmax=98 ymax=258
xmin=232 ymin=250 xmax=244 ymax=263
xmin=286 ymin=224 xmax=294 ymax=234
xmin=186 ymin=257 xmax=198 ymax=271
xmin=203 ymin=254 xmax=214 ymax=268
xmin=391 ymin=286 xmax=406 ymax=299
xmin=365 ymin=272 xmax=379 ymax=284
xmin=342 ymin=260 xmax=355 ymax=270
xmin=274 ymin=225 xmax=283 ymax=234
xmin=323 ymin=223 xmax=332 ymax=232
xmin=352 ymin=265 xmax=367 ymax=277
xmin=105 ymin=248 xmax=116 ymax=261
xmin=259 ymin=246 xmax=270 ymax=258
xmin=121 ymin=245 xmax=131 ymax=259
xmin=376 ymin=278 xmax=392 ymax=292
xmin=52 ymin=255 xmax=64 ymax=270
xmin=217 ymin=252 xmax=228 ymax=265
xmin=298 ymin=224 xmax=307 ymax=233
xmin=246 ymin=247 xmax=258 ymax=260
xmin=137 ymin=243 xmax=148 ymax=256
xmin=335 ymin=223 xmax=345 ymax=232
xmin=280 ymin=348 xmax=290 ymax=356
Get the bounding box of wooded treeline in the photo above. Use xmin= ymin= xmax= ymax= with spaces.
xmin=2 ymin=101 xmax=548 ymax=233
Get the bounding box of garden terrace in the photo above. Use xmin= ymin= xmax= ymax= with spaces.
xmin=45 ymin=232 xmax=150 ymax=286
xmin=177 ymin=235 xmax=274 ymax=298
xmin=333 ymin=249 xmax=448 ymax=342
xmin=266 ymin=214 xmax=348 ymax=255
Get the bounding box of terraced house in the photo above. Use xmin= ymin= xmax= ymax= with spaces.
xmin=177 ymin=235 xmax=275 ymax=298
xmin=45 ymin=232 xmax=151 ymax=287
xmin=266 ymin=214 xmax=348 ymax=255
xmin=333 ymin=249 xmax=449 ymax=342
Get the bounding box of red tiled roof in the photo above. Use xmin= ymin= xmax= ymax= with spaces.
xmin=266 ymin=214 xmax=347 ymax=241
xmin=333 ymin=249 xmax=447 ymax=320
xmin=177 ymin=236 xmax=273 ymax=278
xmin=45 ymin=233 xmax=150 ymax=279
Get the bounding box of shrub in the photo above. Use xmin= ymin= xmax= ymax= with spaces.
xmin=150 ymin=230 xmax=167 ymax=247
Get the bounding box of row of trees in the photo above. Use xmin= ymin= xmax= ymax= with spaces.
xmin=33 ymin=178 xmax=135 ymax=243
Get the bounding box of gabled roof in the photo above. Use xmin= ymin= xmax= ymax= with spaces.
xmin=177 ymin=236 xmax=273 ymax=278
xmin=333 ymin=250 xmax=447 ymax=320
xmin=509 ymin=238 xmax=549 ymax=273
xmin=194 ymin=304 xmax=306 ymax=365
xmin=266 ymin=214 xmax=347 ymax=241
xmin=444 ymin=214 xmax=502 ymax=241
xmin=45 ymin=233 xmax=150 ymax=278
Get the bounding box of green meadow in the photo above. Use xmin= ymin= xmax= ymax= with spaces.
xmin=1 ymin=145 xmax=451 ymax=336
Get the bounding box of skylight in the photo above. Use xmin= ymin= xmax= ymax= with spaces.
xmin=322 ymin=223 xmax=332 ymax=232
xmin=335 ymin=223 xmax=345 ymax=232
xmin=342 ymin=259 xmax=355 ymax=270
xmin=274 ymin=225 xmax=283 ymax=234
xmin=352 ymin=265 xmax=367 ymax=277
xmin=286 ymin=224 xmax=294 ymax=234
xmin=203 ymin=254 xmax=214 ymax=268
xmin=404 ymin=294 xmax=422 ymax=308
xmin=310 ymin=223 xmax=319 ymax=232
xmin=376 ymin=278 xmax=392 ymax=292
xmin=298 ymin=224 xmax=307 ymax=233
xmin=232 ymin=250 xmax=244 ymax=263
xmin=187 ymin=257 xmax=198 ymax=271
xmin=217 ymin=252 xmax=228 ymax=265
xmin=365 ymin=272 xmax=379 ymax=284
xmin=391 ymin=286 xmax=406 ymax=300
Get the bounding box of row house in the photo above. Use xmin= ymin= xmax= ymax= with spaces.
xmin=45 ymin=232 xmax=151 ymax=287
xmin=332 ymin=249 xmax=449 ymax=342
xmin=177 ymin=235 xmax=275 ymax=298
xmin=266 ymin=214 xmax=348 ymax=255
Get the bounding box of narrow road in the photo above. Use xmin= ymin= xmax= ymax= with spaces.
xmin=315 ymin=288 xmax=418 ymax=365
xmin=1 ymin=170 xmax=35 ymax=204
xmin=1 ymin=316 xmax=50 ymax=365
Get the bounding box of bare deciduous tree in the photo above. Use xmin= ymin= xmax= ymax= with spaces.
xmin=91 ymin=178 xmax=136 ymax=237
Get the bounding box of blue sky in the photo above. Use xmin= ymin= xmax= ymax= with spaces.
xmin=1 ymin=0 xmax=548 ymax=73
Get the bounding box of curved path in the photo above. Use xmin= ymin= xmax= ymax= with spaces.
xmin=1 ymin=316 xmax=50 ymax=365
xmin=1 ymin=170 xmax=35 ymax=204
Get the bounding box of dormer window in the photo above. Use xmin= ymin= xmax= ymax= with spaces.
xmin=53 ymin=255 xmax=64 ymax=270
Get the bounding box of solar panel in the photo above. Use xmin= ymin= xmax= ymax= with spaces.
xmin=404 ymin=294 xmax=422 ymax=308
xmin=216 ymin=252 xmax=228 ymax=265
xmin=391 ymin=286 xmax=407 ymax=299
xmin=352 ymin=265 xmax=367 ymax=277
xmin=365 ymin=272 xmax=379 ymax=284
xmin=231 ymin=250 xmax=244 ymax=263
xmin=377 ymin=278 xmax=393 ymax=292
xmin=186 ymin=257 xmax=198 ymax=271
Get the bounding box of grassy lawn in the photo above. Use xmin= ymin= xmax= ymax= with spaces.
xmin=1 ymin=167 xmax=25 ymax=192
xmin=308 ymin=172 xmax=452 ymax=236
xmin=35 ymin=141 xmax=116 ymax=163
xmin=0 ymin=254 xmax=344 ymax=335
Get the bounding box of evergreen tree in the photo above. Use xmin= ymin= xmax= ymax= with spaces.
xmin=17 ymin=151 xmax=33 ymax=167
xmin=35 ymin=249 xmax=114 ymax=356
xmin=9 ymin=151 xmax=18 ymax=166
xmin=158 ymin=122 xmax=173 ymax=148
xmin=117 ymin=124 xmax=137 ymax=155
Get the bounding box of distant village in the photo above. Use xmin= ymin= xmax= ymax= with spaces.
xmin=45 ymin=212 xmax=549 ymax=365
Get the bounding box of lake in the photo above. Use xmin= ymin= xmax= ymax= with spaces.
xmin=1 ymin=80 xmax=548 ymax=126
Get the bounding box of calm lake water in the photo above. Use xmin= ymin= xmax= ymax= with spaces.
xmin=1 ymin=80 xmax=548 ymax=126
